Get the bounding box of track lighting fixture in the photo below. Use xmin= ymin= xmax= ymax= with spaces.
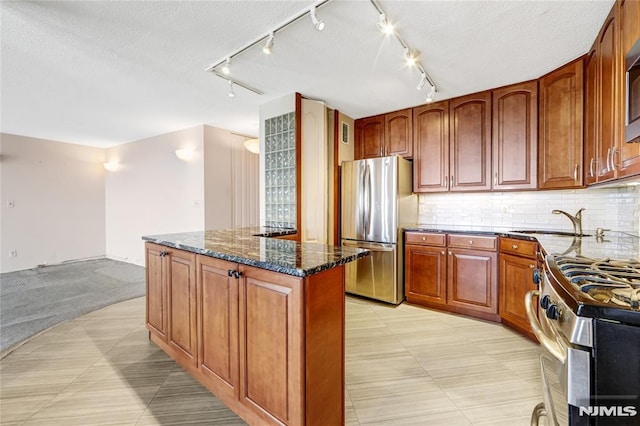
xmin=310 ymin=6 xmax=325 ymax=31
xmin=417 ymin=72 xmax=426 ymax=91
xmin=228 ymin=80 xmax=236 ymax=98
xmin=262 ymin=32 xmax=274 ymax=55
xmin=221 ymin=58 xmax=231 ymax=75
xmin=377 ymin=13 xmax=394 ymax=35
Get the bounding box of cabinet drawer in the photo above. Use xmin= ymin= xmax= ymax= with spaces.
xmin=405 ymin=232 xmax=446 ymax=247
xmin=500 ymin=238 xmax=537 ymax=258
xmin=448 ymin=234 xmax=497 ymax=251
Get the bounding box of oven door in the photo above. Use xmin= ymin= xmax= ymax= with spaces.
xmin=526 ymin=290 xmax=591 ymax=426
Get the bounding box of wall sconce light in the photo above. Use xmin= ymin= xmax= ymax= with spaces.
xmin=243 ymin=138 xmax=260 ymax=154
xmin=103 ymin=161 xmax=120 ymax=172
xmin=175 ymin=148 xmax=195 ymax=161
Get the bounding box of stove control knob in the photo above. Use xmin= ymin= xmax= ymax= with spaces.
xmin=546 ymin=304 xmax=560 ymax=321
xmin=532 ymin=268 xmax=541 ymax=285
xmin=540 ymin=294 xmax=551 ymax=309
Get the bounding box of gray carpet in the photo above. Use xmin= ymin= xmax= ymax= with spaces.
xmin=0 ymin=258 xmax=145 ymax=355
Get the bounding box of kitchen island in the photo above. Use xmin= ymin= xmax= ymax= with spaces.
xmin=142 ymin=227 xmax=368 ymax=426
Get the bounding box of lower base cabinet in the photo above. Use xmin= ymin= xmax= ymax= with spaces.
xmin=146 ymin=242 xmax=345 ymax=426
xmin=405 ymin=233 xmax=499 ymax=322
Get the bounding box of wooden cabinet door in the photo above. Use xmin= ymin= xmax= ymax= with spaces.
xmin=619 ymin=0 xmax=640 ymax=176
xmin=597 ymin=7 xmax=620 ymax=182
xmin=355 ymin=115 xmax=384 ymax=159
xmin=584 ymin=45 xmax=600 ymax=186
xmin=239 ymin=265 xmax=303 ymax=425
xmin=145 ymin=243 xmax=168 ymax=341
xmin=196 ymin=256 xmax=239 ymax=402
xmin=499 ymin=253 xmax=537 ymax=338
xmin=450 ymin=92 xmax=492 ymax=191
xmin=385 ymin=109 xmax=413 ymax=158
xmin=413 ymin=102 xmax=450 ymax=192
xmin=538 ymin=59 xmax=584 ymax=189
xmin=405 ymin=244 xmax=447 ymax=308
xmin=447 ymin=248 xmax=498 ymax=317
xmin=492 ymin=81 xmax=538 ymax=190
xmin=167 ymin=249 xmax=197 ymax=367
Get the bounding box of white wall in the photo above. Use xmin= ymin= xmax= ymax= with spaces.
xmin=105 ymin=126 xmax=206 ymax=266
xmin=0 ymin=133 xmax=106 ymax=273
xmin=418 ymin=186 xmax=640 ymax=235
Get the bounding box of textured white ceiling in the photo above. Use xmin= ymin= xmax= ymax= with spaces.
xmin=1 ymin=0 xmax=614 ymax=147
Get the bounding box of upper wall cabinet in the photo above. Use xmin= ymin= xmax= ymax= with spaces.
xmin=413 ymin=92 xmax=492 ymax=194
xmin=355 ymin=114 xmax=384 ymax=159
xmin=354 ymin=109 xmax=412 ymax=160
xmin=492 ymin=81 xmax=538 ymax=190
xmin=538 ymin=59 xmax=584 ymax=189
xmin=450 ymin=92 xmax=492 ymax=191
xmin=619 ymin=0 xmax=640 ymax=177
xmin=413 ymin=102 xmax=449 ymax=192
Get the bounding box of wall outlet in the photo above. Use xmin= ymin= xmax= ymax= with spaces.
xmin=9 ymin=250 xmax=17 ymax=258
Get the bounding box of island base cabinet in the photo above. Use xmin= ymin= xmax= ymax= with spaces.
xmin=197 ymin=256 xmax=239 ymax=404
xmin=145 ymin=243 xmax=345 ymax=426
xmin=145 ymin=243 xmax=197 ymax=368
xmin=446 ymin=249 xmax=499 ymax=322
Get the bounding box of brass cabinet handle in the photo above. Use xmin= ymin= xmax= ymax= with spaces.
xmin=512 ymin=244 xmax=518 ymax=249
xmin=448 ymin=251 xmax=452 ymax=255
xmin=444 ymin=175 xmax=448 ymax=188
xmin=529 ymin=264 xmax=535 ymax=269
xmin=573 ymin=164 xmax=578 ymax=181
xmin=611 ymin=147 xmax=618 ymax=170
xmin=422 ymin=236 xmax=426 ymax=241
xmin=441 ymin=251 xmax=445 ymax=255
xmin=589 ymin=158 xmax=595 ymax=178
xmin=468 ymin=240 xmax=473 ymax=245
xmin=494 ymin=173 xmax=498 ymax=186
xmin=606 ymin=148 xmax=612 ymax=172
xmin=450 ymin=175 xmax=454 ymax=188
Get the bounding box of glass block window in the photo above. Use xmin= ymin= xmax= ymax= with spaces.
xmin=264 ymin=112 xmax=296 ymax=228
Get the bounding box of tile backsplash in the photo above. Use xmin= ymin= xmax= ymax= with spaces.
xmin=418 ymin=186 xmax=640 ymax=235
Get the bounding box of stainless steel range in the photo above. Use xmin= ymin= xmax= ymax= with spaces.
xmin=526 ymin=254 xmax=640 ymax=426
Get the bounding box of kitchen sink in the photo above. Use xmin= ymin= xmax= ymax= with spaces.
xmin=512 ymin=229 xmax=592 ymax=237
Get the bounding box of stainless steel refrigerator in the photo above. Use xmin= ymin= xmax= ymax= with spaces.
xmin=341 ymin=155 xmax=417 ymax=304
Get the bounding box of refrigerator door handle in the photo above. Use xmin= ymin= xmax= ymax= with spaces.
xmin=364 ymin=163 xmax=372 ymax=237
xmin=358 ymin=163 xmax=365 ymax=238
xmin=342 ymin=240 xmax=394 ymax=251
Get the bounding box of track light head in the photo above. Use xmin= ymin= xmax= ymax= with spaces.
xmin=377 ymin=13 xmax=394 ymax=35
xmin=425 ymin=86 xmax=435 ymax=103
xmin=228 ymin=80 xmax=236 ymax=98
xmin=417 ymin=72 xmax=426 ymax=91
xmin=310 ymin=6 xmax=325 ymax=31
xmin=404 ymin=48 xmax=419 ymax=67
xmin=221 ymin=57 xmax=231 ymax=75
xmin=262 ymin=32 xmax=274 ymax=55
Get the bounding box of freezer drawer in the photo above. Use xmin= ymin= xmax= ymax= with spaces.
xmin=342 ymin=240 xmax=402 ymax=304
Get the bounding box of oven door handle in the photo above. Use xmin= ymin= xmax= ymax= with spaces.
xmin=525 ymin=290 xmax=566 ymax=363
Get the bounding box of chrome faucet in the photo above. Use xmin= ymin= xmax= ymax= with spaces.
xmin=552 ymin=208 xmax=585 ymax=236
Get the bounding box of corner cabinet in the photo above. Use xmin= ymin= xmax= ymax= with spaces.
xmin=355 ymin=109 xmax=412 ymax=160
xmin=146 ymin=242 xmax=345 ymax=426
xmin=538 ymin=59 xmax=584 ymax=189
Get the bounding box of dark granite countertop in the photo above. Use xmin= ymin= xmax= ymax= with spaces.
xmin=405 ymin=225 xmax=640 ymax=260
xmin=142 ymin=227 xmax=368 ymax=277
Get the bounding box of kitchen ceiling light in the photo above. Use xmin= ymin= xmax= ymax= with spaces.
xmin=262 ymin=32 xmax=274 ymax=55
xmin=425 ymin=85 xmax=435 ymax=103
xmin=228 ymin=80 xmax=236 ymax=98
xmin=404 ymin=48 xmax=419 ymax=67
xmin=221 ymin=58 xmax=231 ymax=75
xmin=377 ymin=13 xmax=394 ymax=35
xmin=310 ymin=6 xmax=325 ymax=31
xmin=243 ymin=138 xmax=260 ymax=154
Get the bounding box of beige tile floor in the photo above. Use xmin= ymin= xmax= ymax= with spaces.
xmin=0 ymin=296 xmax=542 ymax=425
